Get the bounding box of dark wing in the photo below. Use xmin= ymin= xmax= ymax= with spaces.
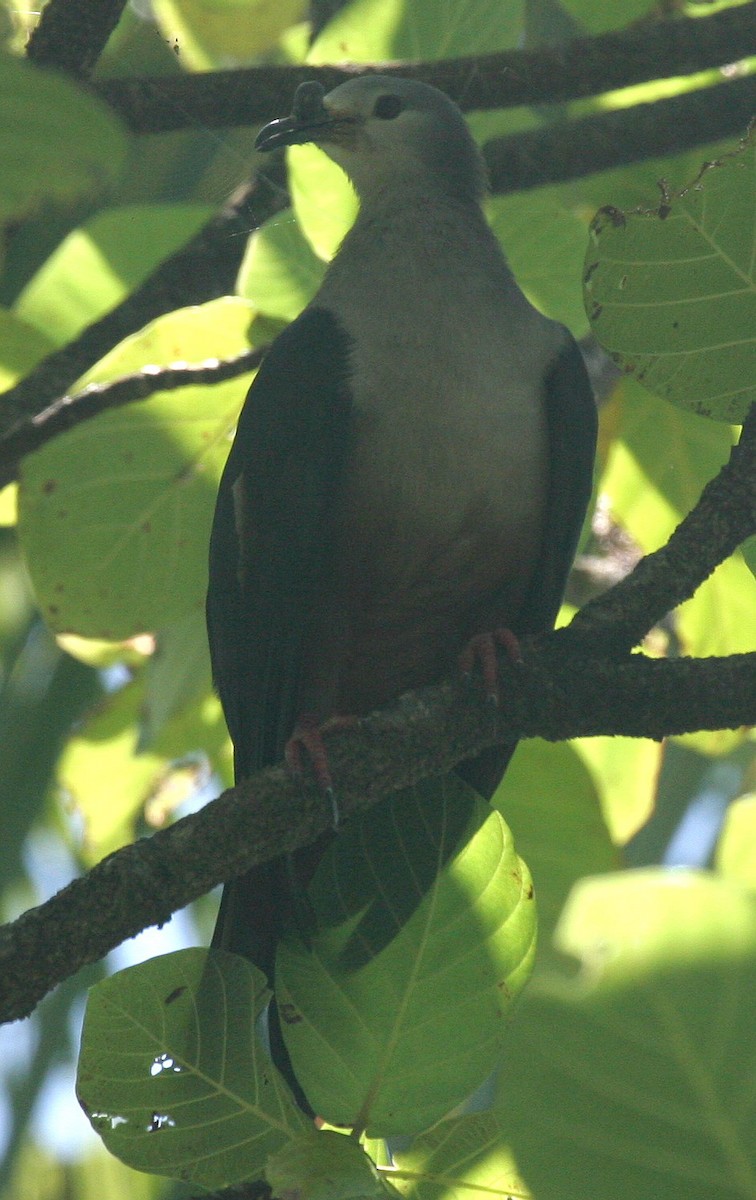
xmin=207 ymin=306 xmax=353 ymax=995
xmin=461 ymin=333 xmax=596 ymax=800
xmin=207 ymin=306 xmax=353 ymax=781
xmin=516 ymin=332 xmax=597 ymax=634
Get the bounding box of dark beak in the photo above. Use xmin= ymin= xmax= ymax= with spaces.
xmin=255 ymin=81 xmax=339 ymax=153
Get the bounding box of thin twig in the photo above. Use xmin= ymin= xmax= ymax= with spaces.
xmin=0 ymin=350 xmax=266 ymax=488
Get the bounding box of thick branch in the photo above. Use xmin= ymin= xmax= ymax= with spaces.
xmin=0 ymin=350 xmax=266 ymax=489
xmin=569 ymin=404 xmax=756 ymax=653
xmin=26 ymin=0 xmax=127 ymax=78
xmin=484 ymin=76 xmax=756 ymax=193
xmin=0 ymin=648 xmax=754 ymax=1025
xmin=95 ymin=6 xmax=756 ymax=132
xmin=0 ymin=173 xmax=286 ymax=435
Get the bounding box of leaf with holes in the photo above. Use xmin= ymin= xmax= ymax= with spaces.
xmin=584 ymin=136 xmax=755 ymax=422
xmin=77 ymin=948 xmax=309 ymax=1187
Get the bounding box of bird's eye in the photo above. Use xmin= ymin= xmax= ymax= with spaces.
xmin=373 ymin=94 xmax=403 ymax=120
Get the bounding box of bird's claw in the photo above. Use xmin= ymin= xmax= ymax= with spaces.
xmin=285 ymin=713 xmax=359 ymax=828
xmin=458 ymin=628 xmax=523 ymax=705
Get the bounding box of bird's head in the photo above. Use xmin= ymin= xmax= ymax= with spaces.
xmin=255 ymin=75 xmax=486 ymax=205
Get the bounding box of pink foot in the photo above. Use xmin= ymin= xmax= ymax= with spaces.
xmin=458 ymin=628 xmax=523 ymax=705
xmin=284 ymin=713 xmax=359 ymax=826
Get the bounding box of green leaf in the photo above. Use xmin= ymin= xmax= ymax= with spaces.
xmin=277 ymin=777 xmax=537 ymax=1137
xmin=17 ymin=298 xmax=258 ymax=639
xmin=557 ymin=0 xmax=651 ymax=30
xmin=677 ymin=549 xmax=755 ymax=659
xmin=487 ymin=186 xmax=592 ymax=334
xmin=715 ymin=794 xmax=756 ymax=892
xmin=58 ymin=677 xmax=165 ymax=860
xmin=15 ymin=204 xmax=213 ymax=347
xmin=77 ymin=948 xmax=309 ymax=1187
xmin=496 ymin=870 xmax=756 ymax=1200
xmin=152 ymin=0 xmax=307 ymax=69
xmin=237 ymin=209 xmax=326 ymax=322
xmin=494 ymin=740 xmax=619 ymax=939
xmin=266 ymin=1129 xmax=399 ymax=1200
xmin=391 ymin=1111 xmax=530 ymax=1200
xmin=583 ymin=136 xmax=756 ymax=423
xmin=0 ymin=307 xmax=55 ymax=387
xmin=310 ymin=0 xmax=523 ymax=62
xmin=140 ymin=608 xmax=212 ymax=748
xmin=600 ymin=380 xmax=735 ymax=550
xmin=0 ymin=51 xmax=128 ymax=221
xmin=573 ymin=735 xmax=662 ymax=845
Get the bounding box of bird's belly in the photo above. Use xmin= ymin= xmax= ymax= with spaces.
xmin=331 ymin=388 xmax=548 ymax=712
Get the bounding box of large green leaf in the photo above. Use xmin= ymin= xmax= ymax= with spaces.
xmin=17 ymin=298 xmax=258 ymax=639
xmin=0 ymin=307 xmax=55 ymax=388
xmin=152 ymin=0 xmax=306 ymax=69
xmin=266 ymin=1129 xmax=400 ymax=1200
xmin=77 ymin=949 xmax=309 ymax=1187
xmin=15 ymin=204 xmax=213 ymax=347
xmin=573 ymin=735 xmax=662 ymax=845
xmin=600 ymin=380 xmax=735 ymax=550
xmin=0 ymin=51 xmax=128 ymax=221
xmin=715 ymin=794 xmax=756 ymax=892
xmin=584 ymin=137 xmax=755 ymax=423
xmin=277 ymin=777 xmax=536 ymax=1137
xmin=494 ymin=740 xmax=619 ymax=939
xmin=487 ymin=184 xmax=592 ymax=335
xmin=496 ymin=870 xmax=756 ymax=1200
xmin=391 ymin=1111 xmax=529 ymax=1200
xmin=237 ymin=209 xmax=326 ymax=322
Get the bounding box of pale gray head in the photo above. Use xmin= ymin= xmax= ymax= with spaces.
xmin=255 ymin=75 xmax=486 ymax=206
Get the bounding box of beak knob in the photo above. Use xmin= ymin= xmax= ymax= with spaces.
xmin=254 ymin=81 xmax=330 ymax=153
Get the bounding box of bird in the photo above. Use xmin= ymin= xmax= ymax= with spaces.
xmin=206 ymin=74 xmax=596 ymax=1096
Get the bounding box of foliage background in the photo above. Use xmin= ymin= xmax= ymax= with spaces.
xmin=0 ymin=0 xmax=753 ymax=1197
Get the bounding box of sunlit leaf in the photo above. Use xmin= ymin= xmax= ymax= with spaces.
xmin=599 ymin=379 xmax=735 ymax=550
xmin=573 ymin=736 xmax=662 ymax=845
xmin=391 ymin=1110 xmax=530 ymax=1200
xmin=266 ymin=1129 xmax=399 ymax=1200
xmin=278 ymin=777 xmax=536 ymax=1136
xmin=0 ymin=306 xmax=54 ymax=387
xmin=17 ymin=298 xmax=258 ymax=639
xmin=77 ymin=949 xmax=309 ymax=1187
xmin=715 ymin=794 xmax=756 ymax=892
xmin=237 ymin=209 xmax=326 ymax=322
xmin=496 ymin=870 xmax=756 ymax=1200
xmin=15 ymin=204 xmax=213 ymax=347
xmin=494 ymin=740 xmax=619 ymax=939
xmin=0 ymin=51 xmax=128 ymax=220
xmin=152 ymin=0 xmax=306 ymax=69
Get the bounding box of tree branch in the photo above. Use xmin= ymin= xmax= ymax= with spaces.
xmin=484 ymin=76 xmax=756 ymax=194
xmin=0 ymin=350 xmax=266 ymax=489
xmin=569 ymin=403 xmax=756 ymax=653
xmin=0 ymin=173 xmax=286 ymax=436
xmin=0 ymin=647 xmax=753 ymax=1025
xmin=25 ymin=0 xmax=127 ymax=78
xmin=95 ymin=6 xmax=756 ymax=132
